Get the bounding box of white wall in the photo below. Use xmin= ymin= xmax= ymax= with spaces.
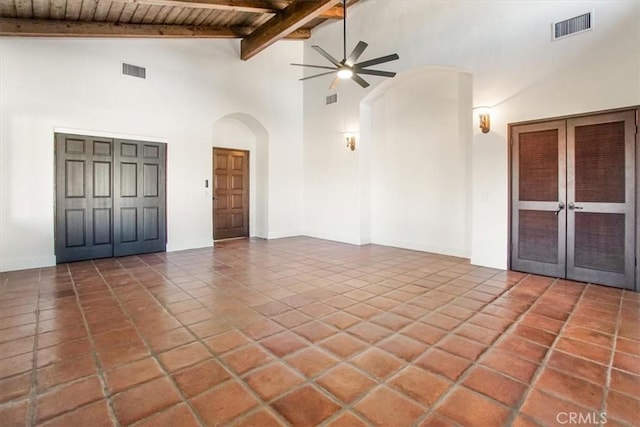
xmin=302 ymin=0 xmax=640 ymax=268
xmin=367 ymin=69 xmax=472 ymax=257
xmin=0 ymin=38 xmax=304 ymax=271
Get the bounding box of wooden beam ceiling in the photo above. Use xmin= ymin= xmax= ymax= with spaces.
xmin=0 ymin=0 xmax=359 ymax=59
xmin=240 ymin=0 xmax=340 ymax=60
xmin=104 ymin=0 xmax=345 ymax=19
xmin=0 ymin=18 xmax=311 ymax=38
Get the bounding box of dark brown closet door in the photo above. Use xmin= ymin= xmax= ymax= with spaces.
xmin=566 ymin=111 xmax=636 ymax=288
xmin=55 ymin=134 xmax=114 ymax=263
xmin=511 ymin=121 xmax=567 ymax=277
xmin=113 ymin=140 xmax=166 ymax=257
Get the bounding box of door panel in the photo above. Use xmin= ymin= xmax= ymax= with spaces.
xmin=56 ymin=134 xmax=114 ymax=262
xmin=566 ymin=111 xmax=636 ymax=288
xmin=213 ymin=148 xmax=249 ymax=240
xmin=511 ymin=110 xmax=636 ymax=289
xmin=113 ymin=139 xmax=166 ymax=256
xmin=511 ymin=121 xmax=567 ymax=277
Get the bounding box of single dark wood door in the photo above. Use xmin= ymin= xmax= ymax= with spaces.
xmin=55 ymin=134 xmax=114 ymax=263
xmin=113 ymin=139 xmax=167 ymax=256
xmin=213 ymin=148 xmax=249 ymax=240
xmin=511 ymin=110 xmax=636 ymax=289
xmin=566 ymin=111 xmax=636 ymax=288
xmin=511 ymin=121 xmax=567 ymax=278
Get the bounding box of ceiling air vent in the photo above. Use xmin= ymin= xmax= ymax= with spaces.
xmin=326 ymin=94 xmax=338 ymax=105
xmin=122 ymin=63 xmax=146 ymax=79
xmin=553 ymin=12 xmax=592 ymax=40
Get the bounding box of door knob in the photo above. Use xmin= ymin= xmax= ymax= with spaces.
xmin=568 ymin=202 xmax=583 ymax=210
xmin=554 ymin=202 xmax=565 ymax=216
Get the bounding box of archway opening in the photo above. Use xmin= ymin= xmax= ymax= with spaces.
xmin=212 ymin=113 xmax=269 ymax=239
xmin=359 ymin=66 xmax=473 ymax=257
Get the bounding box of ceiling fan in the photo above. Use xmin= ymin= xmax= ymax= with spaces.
xmin=291 ymin=0 xmax=399 ymax=88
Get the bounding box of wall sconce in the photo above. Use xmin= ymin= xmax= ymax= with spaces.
xmin=477 ymin=107 xmax=491 ymax=133
xmin=345 ymin=134 xmax=356 ymax=151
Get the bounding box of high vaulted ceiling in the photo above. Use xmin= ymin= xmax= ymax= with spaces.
xmin=0 ymin=0 xmax=359 ymax=59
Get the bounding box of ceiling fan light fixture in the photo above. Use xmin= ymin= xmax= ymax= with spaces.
xmin=291 ymin=0 xmax=398 ymax=88
xmin=337 ymin=68 xmax=353 ymax=79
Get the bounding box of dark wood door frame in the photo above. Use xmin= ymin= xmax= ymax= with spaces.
xmin=508 ymin=106 xmax=639 ymax=291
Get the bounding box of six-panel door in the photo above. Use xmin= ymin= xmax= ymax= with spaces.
xmin=213 ymin=148 xmax=249 ymax=240
xmin=113 ymin=139 xmax=167 ymax=257
xmin=55 ymin=134 xmax=115 ymax=262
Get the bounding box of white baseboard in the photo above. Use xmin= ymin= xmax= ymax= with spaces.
xmin=267 ymin=229 xmax=302 ymax=240
xmin=166 ymin=241 xmax=213 ymax=252
xmin=371 ymin=237 xmax=471 ymax=259
xmin=0 ymin=256 xmax=56 ymax=273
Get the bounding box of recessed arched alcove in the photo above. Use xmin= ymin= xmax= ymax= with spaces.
xmin=359 ymin=66 xmax=473 ymax=257
xmin=212 ymin=113 xmax=269 ymax=238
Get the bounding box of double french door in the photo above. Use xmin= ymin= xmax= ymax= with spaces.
xmin=55 ymin=133 xmax=166 ymax=263
xmin=511 ymin=110 xmax=637 ymax=289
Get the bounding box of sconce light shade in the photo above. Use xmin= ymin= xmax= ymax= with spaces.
xmin=479 ymin=113 xmax=490 ymax=133
xmin=477 ymin=107 xmax=491 ymax=133
xmin=346 ymin=135 xmax=356 ymax=151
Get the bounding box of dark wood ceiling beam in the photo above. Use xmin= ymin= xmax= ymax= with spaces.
xmin=0 ymin=18 xmax=311 ymax=38
xmin=104 ymin=0 xmax=346 ymax=19
xmin=107 ymin=0 xmax=275 ymax=13
xmin=240 ymin=0 xmax=340 ymax=60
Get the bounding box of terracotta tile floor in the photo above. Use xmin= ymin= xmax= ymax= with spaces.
xmin=0 ymin=237 xmax=638 ymax=426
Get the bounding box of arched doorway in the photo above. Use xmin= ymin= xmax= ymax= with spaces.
xmin=212 ymin=113 xmax=269 ymax=239
xmin=359 ymin=66 xmax=473 ymax=257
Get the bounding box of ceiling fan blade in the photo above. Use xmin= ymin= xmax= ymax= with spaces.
xmin=354 ymin=53 xmax=399 ymax=69
xmin=311 ymin=45 xmax=343 ymax=67
xmin=355 ymin=69 xmax=396 ymax=78
xmin=345 ymin=41 xmax=368 ymax=67
xmin=351 ymin=73 xmax=370 ymax=88
xmin=291 ymin=63 xmax=337 ymax=71
xmin=329 ymin=76 xmax=340 ymax=90
xmin=299 ymin=71 xmax=337 ymax=81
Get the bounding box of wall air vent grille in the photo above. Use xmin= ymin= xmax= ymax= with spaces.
xmin=122 ymin=63 xmax=146 ymax=79
xmin=326 ymin=94 xmax=338 ymax=105
xmin=553 ymin=12 xmax=592 ymax=40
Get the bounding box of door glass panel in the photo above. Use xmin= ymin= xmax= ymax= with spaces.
xmin=574 ymin=121 xmax=625 ymax=203
xmin=519 ymin=130 xmax=559 ymax=201
xmin=574 ymin=212 xmax=625 ymax=273
xmin=518 ymin=211 xmax=558 ymax=263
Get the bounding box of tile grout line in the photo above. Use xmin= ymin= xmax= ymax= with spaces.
xmin=141 ymin=252 xmax=420 ymax=425
xmin=140 ymin=253 xmax=448 ymax=426
xmin=94 ymin=258 xmax=209 ymax=427
xmin=4 ymin=242 xmax=632 ymax=427
xmin=511 ymin=279 xmax=590 ymax=426
xmin=600 ymin=284 xmax=624 ymax=427
xmin=135 ymin=252 xmax=556 ymax=426
xmin=410 ymin=272 xmax=538 ymax=426
xmin=310 ymin=264 xmax=524 ymax=425
xmin=68 ymin=262 xmax=121 ymax=427
xmin=26 ymin=268 xmax=41 ymax=427
xmin=129 ymin=256 xmax=299 ymax=426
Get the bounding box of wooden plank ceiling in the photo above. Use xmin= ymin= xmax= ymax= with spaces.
xmin=0 ymin=0 xmax=358 ymax=59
